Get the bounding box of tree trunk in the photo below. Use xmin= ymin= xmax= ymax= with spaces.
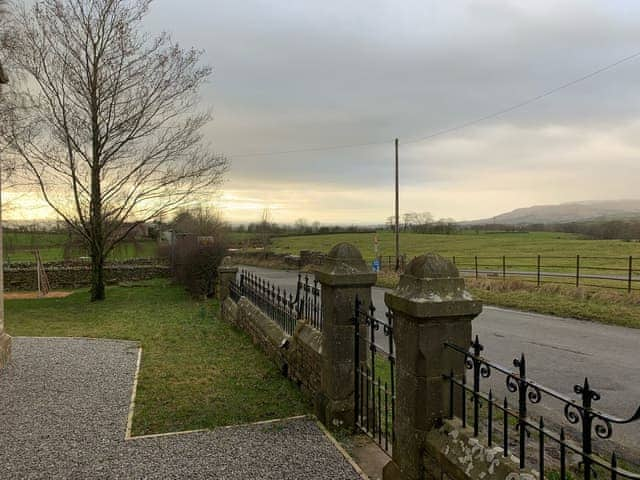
xmin=89 ymin=67 xmax=104 ymax=301
xmin=89 ymin=162 xmax=105 ymax=301
xmin=90 ymin=248 xmax=105 ymax=301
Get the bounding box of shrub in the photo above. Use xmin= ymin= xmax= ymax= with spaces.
xmin=179 ymin=241 xmax=228 ymax=299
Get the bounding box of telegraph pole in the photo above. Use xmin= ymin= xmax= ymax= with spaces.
xmin=395 ymin=138 xmax=400 ymax=271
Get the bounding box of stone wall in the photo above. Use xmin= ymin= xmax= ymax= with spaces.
xmin=4 ymin=262 xmax=170 ymax=291
xmin=5 ymin=257 xmax=163 ymax=269
xmin=229 ymin=250 xmax=326 ymax=269
xmin=423 ymin=419 xmax=528 ymax=480
xmin=287 ymin=320 xmax=322 ymax=393
xmin=222 ymin=296 xmax=322 ymax=395
xmin=299 ymin=250 xmax=326 ymax=267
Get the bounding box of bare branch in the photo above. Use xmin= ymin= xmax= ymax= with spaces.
xmin=1 ymin=0 xmax=228 ymax=300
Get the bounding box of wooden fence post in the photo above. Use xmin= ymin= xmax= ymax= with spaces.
xmin=502 ymin=255 xmax=506 ymax=279
xmin=474 ymin=255 xmax=478 ymax=279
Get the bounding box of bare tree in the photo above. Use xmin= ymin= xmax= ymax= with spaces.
xmin=2 ymin=0 xmax=228 ymax=300
xmin=402 ymin=212 xmax=415 ymax=231
xmin=385 ymin=215 xmax=395 ymax=231
xmin=415 ymin=212 xmax=433 ymax=226
xmin=259 ymin=207 xmax=272 ymax=250
xmin=293 ymin=218 xmax=308 ymax=233
xmin=171 ymin=206 xmax=228 ymax=238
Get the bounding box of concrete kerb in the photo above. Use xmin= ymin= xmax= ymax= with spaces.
xmin=125 ymin=346 xmax=143 ymax=440
xmin=315 ymin=420 xmax=371 ymax=480
xmin=121 ymin=351 xmax=370 ymax=479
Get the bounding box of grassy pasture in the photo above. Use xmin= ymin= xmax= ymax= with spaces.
xmin=271 ymin=231 xmax=640 ymax=261
xmin=271 ymin=231 xmax=640 ymax=283
xmin=3 ymin=231 xmax=157 ymax=263
xmin=266 ymin=231 xmax=640 ymax=325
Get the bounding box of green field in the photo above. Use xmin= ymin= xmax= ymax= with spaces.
xmin=3 ymin=231 xmax=158 ymax=263
xmin=5 ymin=280 xmax=309 ymax=435
xmin=271 ymin=231 xmax=640 ymax=284
xmin=266 ymin=231 xmax=640 ymax=325
xmin=271 ymin=231 xmax=640 ymax=260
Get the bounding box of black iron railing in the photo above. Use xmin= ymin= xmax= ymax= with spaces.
xmin=354 ymin=296 xmax=395 ymax=453
xmin=295 ymin=273 xmax=323 ymax=331
xmin=235 ymin=270 xmax=324 ymax=335
xmin=444 ymin=337 xmax=640 ymax=479
xmin=238 ymin=270 xmax=299 ymax=335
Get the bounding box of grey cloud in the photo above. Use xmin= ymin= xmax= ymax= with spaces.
xmin=144 ymin=1 xmax=640 ymax=220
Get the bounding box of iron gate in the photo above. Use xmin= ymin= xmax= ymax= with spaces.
xmin=353 ymin=296 xmax=395 ymax=453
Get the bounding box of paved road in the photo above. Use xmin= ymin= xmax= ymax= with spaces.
xmin=238 ymin=266 xmax=640 ymax=453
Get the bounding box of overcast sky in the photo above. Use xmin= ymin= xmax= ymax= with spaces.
xmin=14 ymin=0 xmax=640 ymax=224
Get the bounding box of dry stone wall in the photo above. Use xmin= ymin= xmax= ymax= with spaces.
xmin=423 ymin=419 xmax=528 ymax=480
xmin=4 ymin=260 xmax=170 ymax=291
xmin=229 ymin=250 xmax=326 ymax=269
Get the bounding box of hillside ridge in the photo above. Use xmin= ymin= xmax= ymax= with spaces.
xmin=468 ymin=199 xmax=640 ymax=225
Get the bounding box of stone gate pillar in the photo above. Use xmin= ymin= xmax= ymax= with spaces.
xmin=383 ymin=254 xmax=482 ymax=480
xmin=217 ymin=257 xmax=238 ymax=302
xmin=314 ymin=243 xmax=376 ymax=428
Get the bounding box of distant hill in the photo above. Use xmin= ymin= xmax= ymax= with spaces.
xmin=468 ymin=200 xmax=640 ymax=225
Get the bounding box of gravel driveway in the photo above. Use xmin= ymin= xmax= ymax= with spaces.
xmin=0 ymin=337 xmax=362 ymax=479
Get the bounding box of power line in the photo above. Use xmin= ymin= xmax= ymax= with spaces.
xmin=230 ymin=139 xmax=388 ymax=158
xmin=405 ymin=49 xmax=640 ymax=144
xmin=230 ymin=49 xmax=640 ymax=158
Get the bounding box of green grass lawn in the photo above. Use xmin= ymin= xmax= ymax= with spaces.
xmin=5 ymin=279 xmax=309 ymax=435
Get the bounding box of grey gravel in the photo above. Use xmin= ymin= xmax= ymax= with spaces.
xmin=0 ymin=337 xmax=361 ymax=479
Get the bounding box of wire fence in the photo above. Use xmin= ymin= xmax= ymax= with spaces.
xmin=450 ymin=255 xmax=639 ymax=292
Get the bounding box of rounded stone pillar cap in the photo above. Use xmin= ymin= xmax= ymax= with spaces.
xmin=385 ymin=253 xmax=481 ymax=319
xmin=314 ymin=242 xmax=377 ymax=286
xmin=405 ymin=253 xmax=460 ymax=279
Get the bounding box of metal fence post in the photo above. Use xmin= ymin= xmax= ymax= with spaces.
xmin=537 ymin=255 xmax=541 ymax=287
xmin=576 ymin=254 xmax=580 ymax=288
xmin=628 ymin=256 xmax=633 ymax=293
